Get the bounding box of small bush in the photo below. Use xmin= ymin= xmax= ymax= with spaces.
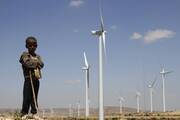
xmin=13 ymin=111 xmax=21 ymax=120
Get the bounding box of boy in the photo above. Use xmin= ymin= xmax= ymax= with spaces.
xmin=19 ymin=36 xmax=44 ymax=119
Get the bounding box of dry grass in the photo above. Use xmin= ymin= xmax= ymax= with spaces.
xmin=1 ymin=112 xmax=180 ymax=120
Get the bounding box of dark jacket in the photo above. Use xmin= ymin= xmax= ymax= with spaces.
xmin=19 ymin=52 xmax=44 ymax=79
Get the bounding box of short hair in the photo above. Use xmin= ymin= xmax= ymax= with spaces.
xmin=26 ymin=36 xmax=37 ymax=44
xmin=25 ymin=36 xmax=37 ymax=48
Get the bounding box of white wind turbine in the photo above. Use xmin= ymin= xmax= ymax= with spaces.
xmin=69 ymin=104 xmax=72 ymax=117
xmin=42 ymin=109 xmax=45 ymax=118
xmin=160 ymin=66 xmax=172 ymax=112
xmin=50 ymin=108 xmax=54 ymax=118
xmin=118 ymin=97 xmax=125 ymax=114
xmin=82 ymin=52 xmax=90 ymax=117
xmin=136 ymin=92 xmax=141 ymax=113
xmin=148 ymin=76 xmax=157 ymax=112
xmin=91 ymin=2 xmax=106 ymax=120
xmin=77 ymin=101 xmax=81 ymax=117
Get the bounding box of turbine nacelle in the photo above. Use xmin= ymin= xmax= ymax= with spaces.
xmin=91 ymin=30 xmax=106 ymax=36
xmin=118 ymin=97 xmax=125 ymax=102
xmin=148 ymin=84 xmax=155 ymax=93
xmin=91 ymin=30 xmax=102 ymax=36
xmin=136 ymin=92 xmax=141 ymax=97
xmin=82 ymin=66 xmax=89 ymax=70
xmin=148 ymin=84 xmax=152 ymax=88
xmin=160 ymin=67 xmax=173 ymax=75
xmin=160 ymin=71 xmax=172 ymax=75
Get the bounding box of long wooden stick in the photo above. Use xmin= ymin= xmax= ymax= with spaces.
xmin=29 ymin=70 xmax=38 ymax=113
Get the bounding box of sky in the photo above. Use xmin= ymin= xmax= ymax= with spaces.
xmin=0 ymin=0 xmax=180 ymax=112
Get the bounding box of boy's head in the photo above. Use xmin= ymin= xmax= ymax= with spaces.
xmin=25 ymin=36 xmax=38 ymax=54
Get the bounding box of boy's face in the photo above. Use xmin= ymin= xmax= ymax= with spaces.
xmin=26 ymin=39 xmax=37 ymax=54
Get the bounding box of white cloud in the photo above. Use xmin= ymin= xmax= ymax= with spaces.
xmin=131 ymin=32 xmax=143 ymax=40
xmin=110 ymin=25 xmax=117 ymax=30
xmin=144 ymin=29 xmax=175 ymax=43
xmin=73 ymin=29 xmax=79 ymax=33
xmin=65 ymin=80 xmax=81 ymax=84
xmin=69 ymin=0 xmax=84 ymax=7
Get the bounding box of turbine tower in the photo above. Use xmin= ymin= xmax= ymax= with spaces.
xmin=42 ymin=109 xmax=45 ymax=118
xmin=82 ymin=52 xmax=90 ymax=117
xmin=91 ymin=2 xmax=106 ymax=120
xmin=77 ymin=101 xmax=81 ymax=117
xmin=118 ymin=97 xmax=125 ymax=114
xmin=148 ymin=76 xmax=157 ymax=112
xmin=160 ymin=67 xmax=172 ymax=112
xmin=136 ymin=92 xmax=141 ymax=113
xmin=69 ymin=104 xmax=72 ymax=117
xmin=50 ymin=108 xmax=54 ymax=118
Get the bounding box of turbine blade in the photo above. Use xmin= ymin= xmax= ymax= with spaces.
xmin=102 ymin=32 xmax=106 ymax=57
xmin=151 ymin=75 xmax=158 ymax=87
xmin=83 ymin=52 xmax=89 ymax=67
xmin=165 ymin=71 xmax=173 ymax=74
xmin=98 ymin=0 xmax=106 ymax=57
xmin=100 ymin=13 xmax=104 ymax=32
xmin=87 ymin=69 xmax=90 ymax=88
xmin=99 ymin=0 xmax=104 ymax=32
